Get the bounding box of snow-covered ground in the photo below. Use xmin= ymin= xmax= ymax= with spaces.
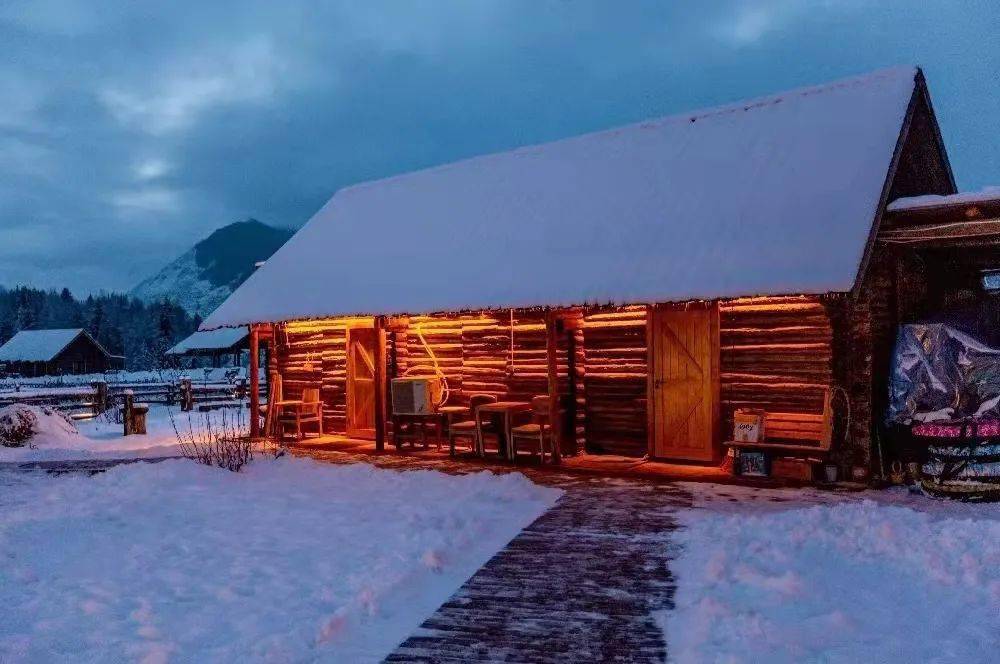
xmin=3 ymin=398 xmax=998 ymax=662
xmin=0 ymin=458 xmax=561 ymax=663
xmin=0 ymin=405 xmax=223 ymax=463
xmin=664 ymin=483 xmax=1000 ymax=663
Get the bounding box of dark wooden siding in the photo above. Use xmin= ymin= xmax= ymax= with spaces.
xmin=274 ymin=299 xmax=836 ymax=459
xmin=276 ymin=311 xmax=576 ymax=448
xmin=581 ymin=306 xmax=648 ymax=456
xmin=275 ymin=319 xmax=353 ymax=433
xmin=719 ymin=296 xmax=833 ymax=439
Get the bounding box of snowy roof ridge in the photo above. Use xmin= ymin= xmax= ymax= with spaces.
xmin=0 ymin=328 xmax=86 ymax=362
xmin=338 ymin=66 xmax=918 ymax=199
xmin=204 ymin=66 xmax=920 ymax=329
xmin=167 ymin=327 xmax=248 ymax=354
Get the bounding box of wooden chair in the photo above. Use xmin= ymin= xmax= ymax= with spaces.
xmin=278 ymin=387 xmax=324 ymax=440
xmin=447 ymin=394 xmax=496 ymax=456
xmin=510 ymin=395 xmax=556 ymax=463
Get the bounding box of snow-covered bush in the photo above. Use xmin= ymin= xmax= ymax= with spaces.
xmin=0 ymin=404 xmax=79 ymax=448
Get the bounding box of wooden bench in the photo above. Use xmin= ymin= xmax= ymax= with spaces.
xmin=724 ymin=388 xmax=833 ymax=477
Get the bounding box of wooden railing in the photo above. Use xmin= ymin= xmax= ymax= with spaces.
xmin=0 ymin=378 xmax=267 ymax=421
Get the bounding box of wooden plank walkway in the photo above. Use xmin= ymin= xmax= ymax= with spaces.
xmin=384 ymin=474 xmax=692 ymax=663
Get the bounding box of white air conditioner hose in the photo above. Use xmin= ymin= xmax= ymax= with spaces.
xmin=402 ymin=323 xmax=449 ymax=407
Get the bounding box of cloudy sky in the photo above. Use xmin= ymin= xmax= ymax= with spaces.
xmin=2 ymin=1 xmax=998 ymax=295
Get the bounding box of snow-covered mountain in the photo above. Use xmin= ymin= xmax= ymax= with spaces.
xmin=131 ymin=219 xmax=293 ymax=317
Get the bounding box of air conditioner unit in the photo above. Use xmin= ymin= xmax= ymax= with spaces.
xmin=391 ymin=376 xmax=443 ymax=415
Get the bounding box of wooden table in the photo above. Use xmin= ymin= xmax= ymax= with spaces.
xmin=475 ymin=401 xmax=532 ymax=459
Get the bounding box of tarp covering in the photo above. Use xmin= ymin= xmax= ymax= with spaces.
xmin=888 ymin=323 xmax=1000 ymax=424
xmin=203 ymin=67 xmax=918 ymax=329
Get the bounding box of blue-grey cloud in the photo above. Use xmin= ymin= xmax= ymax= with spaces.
xmin=0 ymin=0 xmax=998 ymax=294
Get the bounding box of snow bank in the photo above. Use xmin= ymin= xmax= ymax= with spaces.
xmin=0 ymin=404 xmax=82 ymax=448
xmin=665 ymin=486 xmax=1000 ymax=663
xmin=0 ymin=458 xmax=561 ymax=662
xmin=0 ymin=404 xmax=195 ymax=463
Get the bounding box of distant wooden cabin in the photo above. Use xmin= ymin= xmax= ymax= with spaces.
xmin=0 ymin=329 xmax=124 ymax=377
xmin=202 ymin=67 xmax=962 ymax=476
xmin=166 ymin=327 xmax=249 ymax=368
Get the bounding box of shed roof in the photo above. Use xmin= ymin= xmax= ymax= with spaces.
xmin=167 ymin=327 xmax=248 ymax=355
xmin=0 ymin=329 xmax=101 ymax=363
xmin=204 ymin=66 xmax=921 ymax=329
xmin=887 ymin=188 xmax=1000 ymax=212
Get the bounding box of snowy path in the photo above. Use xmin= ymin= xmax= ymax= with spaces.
xmin=386 ymin=475 xmax=692 ymax=663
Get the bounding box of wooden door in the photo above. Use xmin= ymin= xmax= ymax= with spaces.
xmin=346 ymin=326 xmax=378 ymax=439
xmin=648 ymin=305 xmax=720 ymax=461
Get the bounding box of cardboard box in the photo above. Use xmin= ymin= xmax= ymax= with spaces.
xmin=733 ymin=409 xmax=765 ymax=442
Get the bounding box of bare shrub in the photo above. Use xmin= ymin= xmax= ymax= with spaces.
xmin=170 ymin=407 xmax=255 ymax=472
xmin=0 ymin=405 xmax=38 ymax=447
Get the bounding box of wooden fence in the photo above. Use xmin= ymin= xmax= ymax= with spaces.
xmin=0 ymin=378 xmax=266 ymax=421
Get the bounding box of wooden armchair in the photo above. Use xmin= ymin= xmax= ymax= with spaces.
xmin=278 ymin=387 xmax=324 ymax=440
xmin=447 ymin=394 xmax=496 ymax=456
xmin=510 ymin=395 xmax=557 ymax=463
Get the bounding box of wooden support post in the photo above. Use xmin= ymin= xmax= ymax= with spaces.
xmin=546 ymin=310 xmax=562 ymax=465
xmin=123 ymin=390 xmax=134 ymax=436
xmin=249 ymin=325 xmax=261 ymax=440
xmin=373 ymin=315 xmax=387 ymax=452
xmin=179 ymin=377 xmax=193 ymax=412
xmin=91 ymin=380 xmax=108 ymax=415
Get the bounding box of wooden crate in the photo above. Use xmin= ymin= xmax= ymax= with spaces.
xmin=771 ymin=456 xmax=815 ymax=481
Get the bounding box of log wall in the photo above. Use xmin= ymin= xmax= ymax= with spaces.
xmin=581 ymin=306 xmax=648 ymax=456
xmin=276 ymin=311 xmax=576 ymax=448
xmin=275 ymin=318 xmax=371 ymax=433
xmin=274 ymin=297 xmax=836 ymax=459
xmin=718 ymin=296 xmax=833 ymax=436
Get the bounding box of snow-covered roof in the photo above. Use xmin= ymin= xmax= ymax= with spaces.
xmin=204 ymin=67 xmax=920 ymax=329
xmin=0 ymin=329 xmax=92 ymax=362
xmin=887 ymin=187 xmax=1000 ymax=212
xmin=166 ymin=327 xmax=248 ymax=355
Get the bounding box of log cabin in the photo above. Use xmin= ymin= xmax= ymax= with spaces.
xmin=201 ymin=66 xmax=964 ymax=479
xmin=0 ymin=329 xmax=125 ymax=377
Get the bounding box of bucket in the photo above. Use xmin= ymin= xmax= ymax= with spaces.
xmin=823 ymin=464 xmax=838 ymax=483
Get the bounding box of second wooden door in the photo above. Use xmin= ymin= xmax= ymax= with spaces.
xmin=648 ymin=305 xmax=720 ymax=462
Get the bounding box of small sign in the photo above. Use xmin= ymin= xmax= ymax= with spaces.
xmin=739 ymin=451 xmax=769 ymax=477
xmin=733 ymin=409 xmax=765 ymax=442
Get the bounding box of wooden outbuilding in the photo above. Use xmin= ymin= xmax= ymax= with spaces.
xmin=166 ymin=327 xmax=249 ymax=368
xmin=0 ymin=329 xmax=125 ymax=377
xmin=201 ymin=67 xmax=959 ymax=478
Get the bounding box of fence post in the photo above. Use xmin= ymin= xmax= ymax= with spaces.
xmin=91 ymin=380 xmax=108 ymax=415
xmin=123 ymin=390 xmax=134 ymax=436
xmin=166 ymin=381 xmax=176 ymax=406
xmin=180 ymin=377 xmax=193 ymax=412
